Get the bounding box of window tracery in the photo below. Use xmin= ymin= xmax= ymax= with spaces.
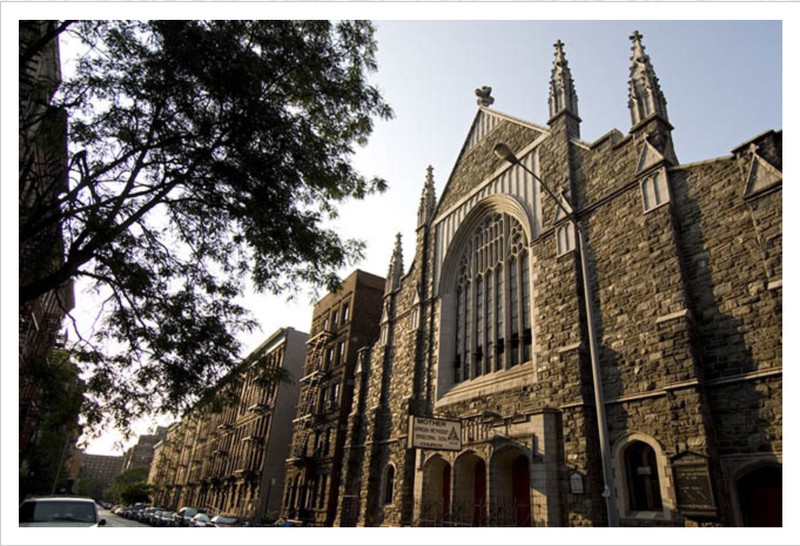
xmin=453 ymin=213 xmax=531 ymax=383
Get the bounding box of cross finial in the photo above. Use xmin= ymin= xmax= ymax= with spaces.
xmin=475 ymin=86 xmax=495 ymax=107
xmin=554 ymin=39 xmax=565 ymax=54
xmin=630 ymin=30 xmax=644 ymax=44
xmin=426 ymin=165 xmax=434 ymax=180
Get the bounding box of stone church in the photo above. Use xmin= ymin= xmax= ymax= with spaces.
xmin=333 ymin=32 xmax=782 ymax=527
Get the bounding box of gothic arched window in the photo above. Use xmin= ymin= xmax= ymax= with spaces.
xmin=454 ymin=213 xmax=531 ymax=384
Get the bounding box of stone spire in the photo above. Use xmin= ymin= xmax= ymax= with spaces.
xmin=628 ymin=30 xmax=669 ymax=127
xmin=385 ymin=233 xmax=404 ymax=294
xmin=548 ymin=39 xmax=580 ymax=122
xmin=417 ymin=165 xmax=437 ymax=228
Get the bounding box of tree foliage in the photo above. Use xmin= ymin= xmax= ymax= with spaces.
xmin=104 ymin=466 xmax=151 ymax=505
xmin=19 ymin=351 xmax=85 ymax=498
xmin=19 ymin=20 xmax=392 ymax=435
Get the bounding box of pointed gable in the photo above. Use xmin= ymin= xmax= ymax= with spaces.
xmin=464 ymin=109 xmax=502 ymax=155
xmin=636 ymin=138 xmax=666 ymax=175
xmin=436 ymin=107 xmax=548 ymax=215
xmin=744 ymin=149 xmax=782 ymax=198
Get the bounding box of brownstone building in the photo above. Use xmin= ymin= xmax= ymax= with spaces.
xmin=148 ymin=327 xmax=307 ymax=521
xmin=281 ymin=269 xmax=385 ymax=526
xmin=335 ymin=33 xmax=781 ymax=527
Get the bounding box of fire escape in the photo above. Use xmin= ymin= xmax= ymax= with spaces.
xmin=290 ymin=331 xmax=331 ymax=468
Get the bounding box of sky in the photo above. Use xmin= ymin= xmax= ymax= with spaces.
xmin=2 ymin=3 xmax=797 ymax=545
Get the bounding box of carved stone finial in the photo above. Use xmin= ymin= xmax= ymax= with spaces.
xmin=475 ymin=86 xmax=495 ymax=107
xmin=418 ymin=165 xmax=437 ymax=227
xmin=386 ymin=232 xmax=404 ymax=294
xmin=548 ymin=39 xmax=579 ymax=123
xmin=628 ymin=30 xmax=669 ymax=127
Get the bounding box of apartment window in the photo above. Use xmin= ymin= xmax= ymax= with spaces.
xmin=641 ymin=169 xmax=670 ymax=212
xmin=325 ymin=347 xmax=335 ymax=369
xmin=330 ymin=382 xmax=339 ymax=409
xmin=331 ymin=309 xmax=338 ymax=327
xmin=337 ymin=341 xmax=346 ymax=365
xmin=341 ymin=303 xmax=350 ymax=323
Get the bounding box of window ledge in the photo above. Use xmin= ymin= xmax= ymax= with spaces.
xmin=436 ymin=361 xmax=534 ymax=408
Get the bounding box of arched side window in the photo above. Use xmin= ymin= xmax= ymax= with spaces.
xmin=382 ymin=463 xmax=396 ymax=506
xmin=454 ymin=213 xmax=531 ymax=384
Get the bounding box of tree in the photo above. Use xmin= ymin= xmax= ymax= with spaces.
xmin=19 ymin=21 xmax=393 ymax=435
xmin=105 ymin=466 xmax=151 ymax=505
xmin=19 ymin=350 xmax=85 ymax=500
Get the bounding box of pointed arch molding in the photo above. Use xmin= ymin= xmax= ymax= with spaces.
xmin=436 ymin=194 xmax=534 ymax=296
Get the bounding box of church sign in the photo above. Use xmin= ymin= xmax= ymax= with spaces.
xmin=408 ymin=416 xmax=462 ymax=451
xmin=671 ymin=452 xmax=717 ymax=517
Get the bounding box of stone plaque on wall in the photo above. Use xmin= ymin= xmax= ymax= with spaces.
xmin=671 ymin=452 xmax=717 ymax=516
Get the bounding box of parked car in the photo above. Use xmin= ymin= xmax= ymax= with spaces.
xmin=19 ymin=497 xmax=106 ymax=527
xmin=189 ymin=512 xmax=211 ymax=527
xmin=142 ymin=506 xmax=165 ymax=525
xmin=172 ymin=506 xmax=199 ymax=526
xmin=158 ymin=511 xmax=176 ymax=526
xmin=209 ymin=515 xmax=240 ymax=527
xmin=150 ymin=510 xmax=165 ymax=526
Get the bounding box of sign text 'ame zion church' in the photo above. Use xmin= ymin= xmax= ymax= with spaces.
xmin=408 ymin=416 xmax=462 ymax=451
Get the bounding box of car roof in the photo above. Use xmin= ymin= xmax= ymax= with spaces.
xmin=22 ymin=497 xmax=96 ymax=503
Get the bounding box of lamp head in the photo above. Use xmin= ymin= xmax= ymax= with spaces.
xmin=493 ymin=143 xmax=519 ymax=165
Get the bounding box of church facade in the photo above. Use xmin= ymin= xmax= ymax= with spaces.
xmin=333 ymin=33 xmax=782 ymax=527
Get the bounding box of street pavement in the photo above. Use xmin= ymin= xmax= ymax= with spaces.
xmin=98 ymin=508 xmax=150 ymax=527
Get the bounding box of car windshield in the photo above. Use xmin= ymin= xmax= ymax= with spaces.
xmin=194 ymin=514 xmax=209 ymax=522
xmin=214 ymin=516 xmax=237 ymax=524
xmin=20 ymin=501 xmax=97 ymax=524
xmin=181 ymin=508 xmax=198 ymax=517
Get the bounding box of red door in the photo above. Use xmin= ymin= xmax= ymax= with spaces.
xmin=512 ymin=455 xmax=532 ymax=526
xmin=738 ymin=466 xmax=782 ymax=526
xmin=473 ymin=460 xmax=486 ymax=526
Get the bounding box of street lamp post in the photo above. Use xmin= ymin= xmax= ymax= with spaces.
xmin=493 ymin=143 xmax=619 ymax=527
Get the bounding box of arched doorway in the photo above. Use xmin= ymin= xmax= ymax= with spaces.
xmin=624 ymin=441 xmax=662 ymax=512
xmin=737 ymin=465 xmax=781 ymax=526
xmin=420 ymin=455 xmax=451 ymax=526
xmin=453 ymin=452 xmax=487 ymax=526
xmin=490 ymin=447 xmax=531 ymax=526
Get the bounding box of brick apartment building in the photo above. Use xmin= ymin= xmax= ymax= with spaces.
xmin=281 ymin=269 xmax=385 ymax=526
xmin=148 ymin=327 xmax=306 ymax=521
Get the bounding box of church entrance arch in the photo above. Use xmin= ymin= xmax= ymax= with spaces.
xmin=420 ymin=455 xmax=451 ymax=526
xmin=490 ymin=446 xmax=532 ymax=526
xmin=452 ymin=451 xmax=487 ymax=526
xmin=736 ymin=464 xmax=782 ymax=526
